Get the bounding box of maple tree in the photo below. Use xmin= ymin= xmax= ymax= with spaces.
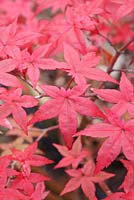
xmin=0 ymin=0 xmax=134 ymax=200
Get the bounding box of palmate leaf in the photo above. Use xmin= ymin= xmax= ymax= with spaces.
xmin=0 ymin=188 xmax=27 ymax=200
xmin=36 ymin=0 xmax=73 ymax=14
xmin=61 ymin=160 xmax=114 ymax=200
xmin=0 ymin=58 xmax=22 ymax=87
xmin=11 ymin=172 xmax=49 ymax=196
xmin=104 ymin=191 xmax=134 ymax=200
xmin=0 ymin=88 xmax=38 ymax=132
xmin=0 ymin=20 xmax=41 ymax=57
xmin=29 ymin=182 xmax=49 ymax=200
xmin=53 ymin=136 xmax=89 ymax=168
xmin=111 ymin=0 xmax=134 ymax=20
xmin=10 ymin=142 xmax=53 ymax=177
xmin=120 ymin=159 xmax=134 ymax=193
xmin=62 ymin=43 xmax=118 ymax=85
xmin=76 ymin=108 xmax=134 ymax=171
xmin=29 ymin=85 xmax=103 ymax=148
xmin=93 ymin=73 xmax=134 ymax=116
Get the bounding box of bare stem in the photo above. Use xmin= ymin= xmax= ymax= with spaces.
xmin=35 ymin=125 xmax=59 ymax=142
xmin=66 ymin=78 xmax=74 ymax=90
xmin=108 ymin=37 xmax=134 ymax=74
xmin=19 ymin=75 xmax=44 ymax=97
xmin=99 ymin=37 xmax=134 ymax=89
xmin=99 ymin=181 xmax=112 ymax=196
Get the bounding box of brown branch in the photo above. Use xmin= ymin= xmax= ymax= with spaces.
xmin=99 ymin=181 xmax=112 ymax=196
xmin=66 ymin=78 xmax=74 ymax=90
xmin=108 ymin=37 xmax=134 ymax=74
xmin=35 ymin=125 xmax=59 ymax=142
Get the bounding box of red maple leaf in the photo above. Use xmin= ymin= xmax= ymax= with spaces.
xmin=10 ymin=142 xmax=53 ymax=177
xmin=93 ymin=72 xmax=134 ymax=116
xmin=120 ymin=159 xmax=134 ymax=193
xmin=0 ymin=44 xmax=68 ymax=88
xmin=10 ymin=172 xmax=49 ymax=196
xmin=36 ymin=0 xmax=73 ymax=14
xmin=62 ymin=43 xmax=118 ymax=85
xmin=104 ymin=192 xmax=126 ymax=200
xmin=28 ymin=182 xmax=49 ymax=200
xmin=111 ymin=0 xmax=134 ymax=20
xmin=29 ymin=85 xmax=104 ymax=147
xmin=0 ymin=188 xmax=27 ymax=200
xmin=53 ymin=136 xmax=89 ymax=169
xmin=0 ymin=58 xmax=22 ymax=87
xmin=0 ymin=88 xmax=38 ymax=132
xmin=10 ymin=45 xmax=67 ymax=88
xmin=104 ymin=191 xmax=134 ymax=200
xmin=61 ymin=159 xmax=114 ymax=200
xmin=0 ymin=0 xmax=33 ymax=20
xmin=76 ymin=108 xmax=134 ymax=171
xmin=0 ymin=156 xmax=18 ymax=189
xmin=0 ymin=20 xmax=41 ymax=57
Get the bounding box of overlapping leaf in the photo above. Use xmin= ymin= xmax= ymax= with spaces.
xmin=61 ymin=160 xmax=114 ymax=200
xmin=76 ymin=108 xmax=134 ymax=171
xmin=29 ymin=85 xmax=104 ymax=147
xmin=93 ymin=73 xmax=134 ymax=116
xmin=62 ymin=43 xmax=118 ymax=85
xmin=0 ymin=88 xmax=38 ymax=132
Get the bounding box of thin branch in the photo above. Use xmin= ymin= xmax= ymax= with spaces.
xmin=99 ymin=182 xmax=112 ymax=196
xmin=108 ymin=37 xmax=134 ymax=74
xmin=66 ymin=78 xmax=74 ymax=90
xmin=95 ymin=26 xmax=117 ymax=52
xmin=35 ymin=125 xmax=59 ymax=142
xmin=99 ymin=38 xmax=134 ymax=89
xmin=19 ymin=75 xmax=44 ymax=97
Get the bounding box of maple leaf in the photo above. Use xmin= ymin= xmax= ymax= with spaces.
xmin=29 ymin=85 xmax=104 ymax=148
xmin=0 ymin=88 xmax=38 ymax=132
xmin=65 ymin=6 xmax=98 ymax=32
xmin=61 ymin=160 xmax=114 ymax=200
xmin=0 ymin=156 xmax=18 ymax=189
xmin=36 ymin=0 xmax=73 ymax=14
xmin=123 ymin=192 xmax=134 ymax=200
xmin=0 ymin=188 xmax=27 ymax=200
xmin=17 ymin=45 xmax=67 ymax=88
xmin=120 ymin=159 xmax=134 ymax=193
xmin=62 ymin=43 xmax=118 ymax=85
xmin=0 ymin=20 xmax=41 ymax=57
xmin=0 ymin=58 xmax=22 ymax=87
xmin=93 ymin=72 xmax=134 ymax=116
xmin=46 ymin=5 xmax=100 ymax=55
xmin=104 ymin=191 xmax=134 ymax=200
xmin=10 ymin=142 xmax=53 ymax=177
xmin=29 ymin=182 xmax=49 ymax=200
xmin=53 ymin=136 xmax=89 ymax=169
xmin=104 ymin=192 xmax=125 ymax=200
xmin=0 ymin=0 xmax=33 ymax=20
xmin=111 ymin=0 xmax=134 ymax=20
xmin=76 ymin=108 xmax=134 ymax=171
xmin=46 ymin=11 xmax=88 ymax=54
xmin=11 ymin=172 xmax=49 ymax=196
xmin=1 ymin=45 xmax=67 ymax=88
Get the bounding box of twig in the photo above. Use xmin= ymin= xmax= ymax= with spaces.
xmin=108 ymin=37 xmax=134 ymax=74
xmin=66 ymin=78 xmax=74 ymax=90
xmin=95 ymin=26 xmax=117 ymax=53
xmin=35 ymin=125 xmax=59 ymax=142
xmin=99 ymin=38 xmax=134 ymax=89
xmin=19 ymin=75 xmax=44 ymax=97
xmin=99 ymin=181 xmax=112 ymax=196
